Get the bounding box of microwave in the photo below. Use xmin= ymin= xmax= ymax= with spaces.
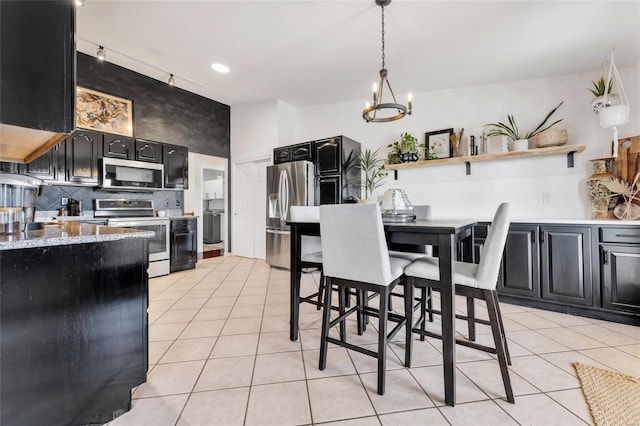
xmin=101 ymin=158 xmax=164 ymax=191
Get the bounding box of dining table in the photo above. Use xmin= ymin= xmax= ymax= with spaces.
xmin=288 ymin=217 xmax=477 ymax=407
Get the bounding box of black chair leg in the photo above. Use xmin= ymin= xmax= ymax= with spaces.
xmin=377 ymin=286 xmax=389 ymax=396
xmin=338 ymin=285 xmax=347 ymax=342
xmin=467 ymin=296 xmax=476 ymax=342
xmin=317 ymin=270 xmax=324 ymax=310
xmin=427 ymin=287 xmax=433 ymax=323
xmin=491 ymin=290 xmax=511 ymax=365
xmin=319 ymin=277 xmax=333 ymax=371
xmin=356 ymin=289 xmax=365 ymax=335
xmin=420 ymin=286 xmax=427 ymax=341
xmin=484 ymin=289 xmax=514 ymax=403
xmin=404 ymin=278 xmax=414 ymax=368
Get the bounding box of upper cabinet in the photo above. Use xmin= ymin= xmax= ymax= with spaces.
xmin=66 ymin=130 xmax=100 ymax=185
xmin=163 ymin=144 xmax=189 ymax=189
xmin=0 ymin=1 xmax=76 ymax=162
xmin=102 ymin=134 xmax=134 ymax=160
xmin=135 ymin=139 xmax=163 ymax=163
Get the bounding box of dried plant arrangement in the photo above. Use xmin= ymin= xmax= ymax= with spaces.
xmin=602 ymin=172 xmax=640 ymax=220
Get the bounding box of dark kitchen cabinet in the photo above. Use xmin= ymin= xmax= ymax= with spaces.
xmin=541 ymin=226 xmax=593 ymax=306
xmin=498 ymin=224 xmax=540 ymax=299
xmin=135 ymin=139 xmax=163 ymax=163
xmin=291 ymin=142 xmax=313 ymax=161
xmin=312 ymin=136 xmax=361 ymax=204
xmin=65 ymin=130 xmax=99 ymax=185
xmin=170 ymin=218 xmax=197 ymax=272
xmin=23 ymin=144 xmax=63 ymax=181
xmin=600 ymin=226 xmax=640 ymax=314
xmin=314 ymin=138 xmax=341 ymax=175
xmin=163 ymin=144 xmax=189 ymax=189
xmin=102 ymin=134 xmax=134 ymax=160
xmin=318 ymin=175 xmax=341 ymax=205
xmin=274 ymin=146 xmax=291 ymax=164
xmin=0 ymin=1 xmax=75 ymax=134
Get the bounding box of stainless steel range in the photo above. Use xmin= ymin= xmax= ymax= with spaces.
xmin=94 ymin=199 xmax=170 ymax=278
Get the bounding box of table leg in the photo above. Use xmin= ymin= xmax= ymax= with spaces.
xmin=439 ymin=233 xmax=456 ymax=406
xmin=290 ymin=226 xmax=302 ymax=341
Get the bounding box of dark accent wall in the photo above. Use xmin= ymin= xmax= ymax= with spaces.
xmin=77 ymin=52 xmax=230 ymax=157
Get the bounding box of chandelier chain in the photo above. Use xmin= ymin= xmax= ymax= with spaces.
xmin=380 ymin=4 xmax=385 ymax=70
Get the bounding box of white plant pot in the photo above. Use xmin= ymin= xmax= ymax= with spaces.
xmin=509 ymin=139 xmax=529 ymax=152
xmin=599 ymin=104 xmax=630 ymax=129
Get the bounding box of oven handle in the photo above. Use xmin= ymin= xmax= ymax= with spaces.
xmin=108 ymin=219 xmax=170 ymax=227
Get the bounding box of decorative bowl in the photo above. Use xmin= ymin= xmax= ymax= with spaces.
xmin=531 ymin=129 xmax=568 ymax=148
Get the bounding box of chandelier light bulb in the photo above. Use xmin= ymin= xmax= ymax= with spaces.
xmin=96 ymin=45 xmax=106 ymax=61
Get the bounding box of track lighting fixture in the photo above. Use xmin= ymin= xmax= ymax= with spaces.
xmin=96 ymin=45 xmax=106 ymax=61
xmin=168 ymin=74 xmax=175 ymax=86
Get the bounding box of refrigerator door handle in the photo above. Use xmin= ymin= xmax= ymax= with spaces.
xmin=281 ymin=169 xmax=290 ymax=222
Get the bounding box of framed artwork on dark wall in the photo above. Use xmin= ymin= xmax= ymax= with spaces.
xmin=425 ymin=128 xmax=454 ymax=159
xmin=76 ymin=87 xmax=134 ymax=137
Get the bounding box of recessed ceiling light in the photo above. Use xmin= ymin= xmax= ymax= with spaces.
xmin=76 ymin=0 xmax=85 ymax=6
xmin=210 ymin=63 xmax=230 ymax=74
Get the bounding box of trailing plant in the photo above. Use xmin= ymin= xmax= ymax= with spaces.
xmin=588 ymin=77 xmax=614 ymax=98
xmin=358 ymin=148 xmax=388 ymax=200
xmin=387 ymin=132 xmax=424 ymax=163
xmin=483 ymin=102 xmax=564 ymax=141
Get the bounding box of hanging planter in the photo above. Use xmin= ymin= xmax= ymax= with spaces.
xmin=594 ymin=50 xmax=631 ymax=157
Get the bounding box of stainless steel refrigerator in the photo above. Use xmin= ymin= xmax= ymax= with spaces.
xmin=266 ymin=160 xmax=315 ymax=269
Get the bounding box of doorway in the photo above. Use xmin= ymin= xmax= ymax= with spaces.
xmin=202 ymin=168 xmax=225 ymax=258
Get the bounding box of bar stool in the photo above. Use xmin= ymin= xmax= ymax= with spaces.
xmin=318 ymin=203 xmax=412 ymax=395
xmin=289 ymin=206 xmax=323 ymax=309
xmin=404 ymin=202 xmax=514 ymax=403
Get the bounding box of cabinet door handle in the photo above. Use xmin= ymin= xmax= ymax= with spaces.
xmin=602 ymin=249 xmax=608 ymax=265
xmin=540 ymin=231 xmax=545 ymax=243
xmin=615 ymin=233 xmax=639 ymax=238
xmin=531 ymin=231 xmax=535 ymax=243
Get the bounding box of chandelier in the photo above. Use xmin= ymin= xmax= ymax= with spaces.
xmin=362 ymin=0 xmax=412 ymax=123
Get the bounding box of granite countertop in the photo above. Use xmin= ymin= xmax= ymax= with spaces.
xmin=0 ymin=222 xmax=154 ymax=251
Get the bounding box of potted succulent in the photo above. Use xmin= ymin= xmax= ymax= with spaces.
xmin=589 ymin=76 xmax=615 ymax=112
xmin=483 ymin=102 xmax=564 ymax=151
xmin=358 ymin=148 xmax=388 ymax=202
xmin=387 ymin=132 xmax=424 ymax=164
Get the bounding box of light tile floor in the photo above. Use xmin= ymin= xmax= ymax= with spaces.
xmin=108 ymin=256 xmax=640 ymax=426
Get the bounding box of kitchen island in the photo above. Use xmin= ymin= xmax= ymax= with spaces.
xmin=0 ymin=223 xmax=152 ymax=426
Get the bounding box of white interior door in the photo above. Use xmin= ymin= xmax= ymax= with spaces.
xmin=232 ymin=157 xmax=270 ymax=259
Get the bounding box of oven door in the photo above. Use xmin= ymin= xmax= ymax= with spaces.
xmin=108 ymin=218 xmax=170 ymax=262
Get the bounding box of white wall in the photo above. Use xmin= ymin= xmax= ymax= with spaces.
xmin=292 ymin=67 xmax=639 ymax=219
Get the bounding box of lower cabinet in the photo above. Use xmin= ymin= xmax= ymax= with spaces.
xmin=498 ymin=224 xmax=540 ymax=298
xmin=488 ymin=222 xmax=639 ymax=324
xmin=540 ymin=226 xmax=593 ymax=306
xmin=170 ymin=218 xmax=197 ymax=272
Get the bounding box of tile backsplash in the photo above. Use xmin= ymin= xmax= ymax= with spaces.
xmin=37 ymin=185 xmax=184 ymax=215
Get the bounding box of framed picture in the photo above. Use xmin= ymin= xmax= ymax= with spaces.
xmin=76 ymin=87 xmax=133 ymax=137
xmin=425 ymin=128 xmax=454 ymax=159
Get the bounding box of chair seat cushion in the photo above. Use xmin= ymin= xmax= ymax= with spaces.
xmin=389 ymin=250 xmax=429 ymax=261
xmin=405 ymin=257 xmax=481 ymax=289
xmin=302 ymin=251 xmax=323 ymax=264
xmin=389 ymin=256 xmax=413 ymax=282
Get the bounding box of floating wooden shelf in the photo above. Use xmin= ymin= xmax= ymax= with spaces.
xmin=385 ymin=144 xmax=586 ymax=178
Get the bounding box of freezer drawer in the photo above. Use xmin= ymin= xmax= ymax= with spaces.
xmin=266 ymin=228 xmax=290 ymax=269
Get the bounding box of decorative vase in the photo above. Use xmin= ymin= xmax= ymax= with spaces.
xmin=586 ymin=158 xmax=619 ymax=219
xmin=509 ymin=139 xmax=529 ymax=151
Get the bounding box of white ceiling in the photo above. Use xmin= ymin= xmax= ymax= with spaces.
xmin=77 ymin=1 xmax=640 ymax=108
